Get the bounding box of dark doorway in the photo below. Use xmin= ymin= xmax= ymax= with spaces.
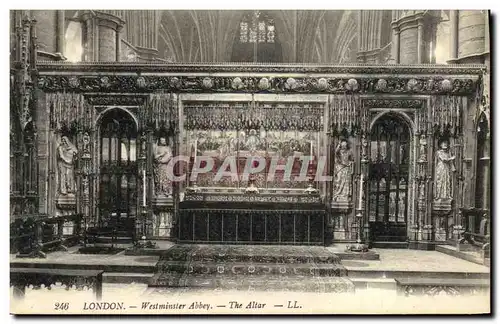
xmin=98 ymin=109 xmax=138 ymax=233
xmin=368 ymin=114 xmax=410 ymax=242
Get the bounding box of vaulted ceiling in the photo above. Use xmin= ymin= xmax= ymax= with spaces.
xmin=157 ymin=10 xmax=358 ymax=64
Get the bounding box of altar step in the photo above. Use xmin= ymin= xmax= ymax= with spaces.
xmin=148 ymin=244 xmax=355 ymax=293
xmin=148 ymin=274 xmax=354 ymax=293
xmin=156 ymin=261 xmax=348 ymax=277
xmin=372 ymin=241 xmax=409 ymax=249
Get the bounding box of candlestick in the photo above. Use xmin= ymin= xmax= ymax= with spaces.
xmin=143 ymin=169 xmax=146 ymax=207
xmin=358 ymin=174 xmax=364 ymax=210
xmin=194 ymin=138 xmax=198 ymax=166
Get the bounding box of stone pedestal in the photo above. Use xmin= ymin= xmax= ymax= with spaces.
xmin=331 ymin=201 xmax=352 ymax=242
xmin=152 ymin=196 xmax=174 ymax=240
xmin=55 ymin=194 xmax=76 ymax=215
xmin=62 ymin=221 xmax=74 ymax=236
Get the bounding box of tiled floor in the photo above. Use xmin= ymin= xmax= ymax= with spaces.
xmin=342 ymin=249 xmax=490 ymax=273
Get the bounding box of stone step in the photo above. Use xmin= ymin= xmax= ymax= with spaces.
xmin=103 ymin=272 xmax=154 ymax=284
xmin=148 ymin=273 xmax=355 ymax=293
xmin=160 ymin=244 xmax=344 ymax=264
xmin=91 ymin=236 xmax=134 ymax=244
xmin=155 ymin=261 xmax=348 ymax=277
xmin=375 ymin=236 xmax=407 ymax=242
xmin=372 ymin=241 xmax=409 ymax=249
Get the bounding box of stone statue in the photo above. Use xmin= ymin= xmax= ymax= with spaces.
xmin=57 ymin=136 xmax=78 ymax=195
xmin=153 ymin=137 xmax=173 ymax=197
xmin=245 ymin=129 xmax=260 ymax=152
xmin=332 ymin=139 xmax=353 ymax=202
xmin=434 ymin=141 xmax=456 ymax=201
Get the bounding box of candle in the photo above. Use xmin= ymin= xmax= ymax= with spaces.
xmin=358 ymin=174 xmax=364 ymax=210
xmin=310 ymin=140 xmax=313 ymax=157
xmin=143 ymin=169 xmax=146 ymax=207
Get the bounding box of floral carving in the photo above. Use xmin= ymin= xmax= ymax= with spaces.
xmin=375 ymin=79 xmax=387 ymax=91
xmin=136 ymin=76 xmax=147 ymax=88
xmin=36 ymin=74 xmax=479 ymax=95
xmin=316 ymin=78 xmax=328 ymax=91
xmin=68 ymin=76 xmax=80 ymax=88
xmin=407 ymin=78 xmax=419 ymax=91
xmin=232 ymin=77 xmax=243 ymax=90
xmin=100 ymin=76 xmax=110 ymax=88
xmin=202 ymin=77 xmax=213 ymax=89
xmin=440 ymin=79 xmax=452 ymax=91
xmin=169 ymin=77 xmax=181 ymax=89
xmin=285 ymin=78 xmax=297 ymax=90
xmin=258 ymin=77 xmax=270 ymax=90
xmin=345 ymin=78 xmax=358 ymax=91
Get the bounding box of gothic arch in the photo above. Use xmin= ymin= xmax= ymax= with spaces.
xmin=96 ymin=107 xmax=139 ymax=129
xmin=370 ymin=110 xmax=416 ymax=135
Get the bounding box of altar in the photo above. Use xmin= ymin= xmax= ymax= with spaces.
xmin=178 ymin=192 xmax=325 ymax=245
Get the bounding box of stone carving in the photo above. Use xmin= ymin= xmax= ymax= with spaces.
xmin=37 ymin=61 xmax=485 ymax=75
xmin=332 ymin=139 xmax=354 ymax=202
xmin=153 ymin=137 xmax=173 ymax=197
xmin=57 ymin=136 xmax=78 ymax=195
xmin=36 ymin=74 xmax=479 ymax=95
xmin=418 ymin=136 xmax=427 ymax=162
xmin=434 ymin=141 xmax=456 ymax=202
xmin=86 ymin=95 xmax=146 ymax=106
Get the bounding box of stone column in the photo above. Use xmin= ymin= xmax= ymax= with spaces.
xmin=417 ymin=17 xmax=424 ymax=63
xmin=394 ymin=11 xmax=426 ymax=64
xmin=457 ymin=10 xmax=486 ymax=62
xmin=449 ymin=10 xmax=459 ymax=60
xmin=95 ymin=12 xmax=124 ymax=62
xmin=389 ymin=15 xmax=400 ymax=64
xmin=399 ymin=26 xmax=418 ymax=64
xmin=56 ymin=10 xmax=65 ymax=55
xmin=79 ymin=10 xmax=124 ymax=62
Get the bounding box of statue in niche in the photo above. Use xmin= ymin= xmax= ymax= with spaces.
xmin=332 ymin=139 xmax=353 ymax=202
xmin=153 ymin=137 xmax=173 ymax=197
xmin=245 ymin=129 xmax=261 ymax=152
xmin=57 ymin=136 xmax=78 ymax=195
xmin=434 ymin=140 xmax=456 ymax=202
xmin=399 ymin=192 xmax=406 ymax=220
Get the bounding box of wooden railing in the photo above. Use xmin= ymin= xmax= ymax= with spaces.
xmin=10 ymin=214 xmax=83 ymax=258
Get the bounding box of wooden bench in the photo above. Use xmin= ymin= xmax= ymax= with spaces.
xmin=395 ymin=278 xmax=490 ymax=297
xmin=10 ymin=268 xmax=103 ymax=300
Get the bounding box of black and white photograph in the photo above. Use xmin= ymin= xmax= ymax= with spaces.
xmin=8 ymin=7 xmax=491 ymax=315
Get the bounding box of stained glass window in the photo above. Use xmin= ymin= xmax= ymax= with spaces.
xmin=240 ymin=22 xmax=248 ymax=43
xmin=239 ymin=11 xmax=276 ymax=44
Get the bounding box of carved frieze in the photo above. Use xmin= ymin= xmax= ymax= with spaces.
xmin=37 ymin=61 xmax=486 ymax=75
xmin=37 ymin=74 xmax=480 ymax=95
xmin=86 ymin=95 xmax=146 ymax=106
xmin=363 ymin=99 xmax=424 ymax=109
